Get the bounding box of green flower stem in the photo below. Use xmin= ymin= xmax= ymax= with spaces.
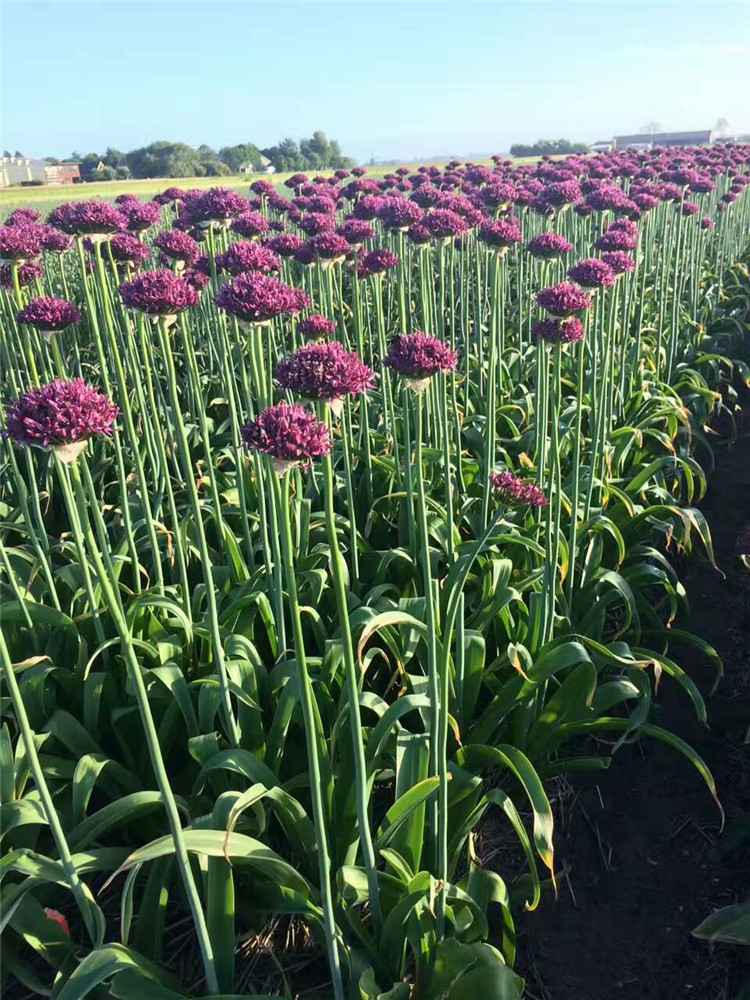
xmin=271 ymin=469 xmax=345 ymax=1000
xmin=63 ymin=457 xmax=220 ymax=996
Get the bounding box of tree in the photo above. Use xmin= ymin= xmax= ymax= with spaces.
xmin=219 ymin=142 xmax=262 ymax=172
xmin=203 ymin=160 xmax=232 ymax=176
xmin=125 ymin=141 xmax=204 ymax=179
xmin=115 ymin=165 xmax=131 ymax=179
xmin=714 ymin=118 xmax=730 ymax=138
xmin=103 ymin=147 xmax=125 ymax=168
xmin=44 ymin=156 xmax=60 ymax=165
xmin=509 ymin=138 xmax=589 ymax=157
xmin=14 ymin=150 xmax=24 ymax=158
xmin=262 ymin=138 xmax=303 ymax=173
xmin=70 ymin=151 xmax=81 ymax=160
xmin=640 ymin=122 xmax=662 ymax=134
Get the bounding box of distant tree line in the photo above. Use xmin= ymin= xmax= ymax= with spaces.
xmin=509 ymin=139 xmax=589 ymax=158
xmin=41 ymin=132 xmax=356 ymax=181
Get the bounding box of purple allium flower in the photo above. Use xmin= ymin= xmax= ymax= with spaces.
xmin=568 ymin=257 xmax=617 ymax=289
xmin=184 ymin=267 xmax=211 ymax=292
xmin=48 ymin=201 xmax=126 ymax=236
xmin=115 ymin=194 xmax=140 ymax=207
xmin=689 ymin=175 xmax=715 ymax=194
xmin=407 ymin=222 xmax=433 ymax=245
xmin=0 ymin=260 xmax=43 ymax=290
xmin=232 ymin=211 xmax=270 ymax=239
xmin=122 ymin=201 xmax=162 ymax=233
xmin=250 ymin=179 xmax=275 ymax=196
xmin=600 ymin=250 xmax=635 ymax=275
xmin=153 ymin=186 xmax=187 ymax=205
xmin=336 ymin=219 xmax=375 ymax=246
xmin=532 ymin=316 xmax=585 ymax=345
xmin=351 ymin=195 xmax=385 ymax=220
xmin=0 ymin=224 xmax=44 ymax=261
xmin=215 ymin=272 xmax=303 ymax=325
xmin=383 ymin=332 xmax=458 ymax=387
xmin=5 ymin=208 xmax=42 ymax=227
xmin=120 ymin=269 xmax=198 ymax=317
xmin=351 ymin=166 xmax=367 ymax=177
xmin=39 ymin=226 xmax=73 ymax=253
xmin=681 ymin=200 xmax=699 ymax=217
xmin=308 ymin=231 xmax=350 ymax=262
xmin=154 ymin=229 xmax=200 ymax=267
xmin=700 ymin=216 xmax=716 ymax=230
xmin=17 ymin=296 xmax=81 ymax=335
xmin=479 ymin=180 xmax=516 ymax=210
xmin=4 ymin=378 xmax=119 ymax=461
xmin=536 ymin=282 xmax=592 ymax=317
xmin=217 ymin=241 xmax=280 ymax=275
xmin=490 ymin=471 xmax=548 ymax=508
xmin=109 ymin=233 xmax=151 ymax=268
xmin=478 ymin=219 xmax=522 ymax=250
xmin=297 ymin=313 xmax=337 ymax=339
xmin=526 ymin=231 xmax=573 ymax=259
xmin=184 ymin=187 xmax=247 ymax=226
xmin=357 ymin=248 xmax=399 ymax=279
xmin=424 ymin=209 xmax=469 ymax=239
xmin=584 ymin=185 xmax=631 ymax=213
xmin=543 ymin=180 xmax=582 ymax=207
xmin=595 ymin=229 xmax=638 ymax=251
xmin=295 ymin=242 xmax=317 ymax=267
xmin=297 ymin=212 xmax=336 ymax=236
xmin=242 ymin=402 xmax=330 ymax=473
xmin=631 ymin=192 xmax=659 ymax=212
xmin=274 ymin=341 xmax=374 ymax=404
xmin=376 ymin=198 xmax=424 ymax=230
xmin=410 ymin=184 xmax=442 ymax=209
xmin=266 ymin=233 xmax=304 ymax=258
xmin=285 ymin=173 xmax=310 ymax=190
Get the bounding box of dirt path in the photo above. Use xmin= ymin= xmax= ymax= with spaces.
xmin=515 ymin=431 xmax=750 ymax=1000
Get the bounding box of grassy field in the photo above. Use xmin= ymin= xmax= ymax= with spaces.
xmin=0 ymin=157 xmax=547 ymax=218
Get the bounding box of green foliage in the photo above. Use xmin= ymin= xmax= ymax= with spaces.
xmin=509 ymin=138 xmax=589 ymax=157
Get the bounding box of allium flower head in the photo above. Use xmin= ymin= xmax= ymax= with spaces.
xmin=308 ymin=231 xmax=350 ymax=263
xmin=297 ymin=211 xmax=336 ymax=235
xmin=479 ymin=180 xmax=516 ymax=210
xmin=543 ymin=180 xmax=582 ymax=207
xmin=5 ymin=378 xmax=119 ymax=463
xmin=297 ymin=313 xmax=337 ymax=339
xmin=17 ymin=296 xmax=81 ymax=337
xmin=48 ymin=201 xmax=126 ymax=237
xmin=153 ymin=186 xmax=187 ymax=205
xmin=424 ymin=209 xmax=469 ymax=239
xmin=479 ymin=219 xmax=522 ymax=250
xmin=700 ymin=216 xmax=716 ymax=230
xmin=600 ymin=251 xmax=635 ymax=275
xmin=109 ymin=233 xmax=151 ymax=268
xmin=532 ymin=316 xmax=585 ymax=345
xmin=184 ymin=267 xmax=211 ymax=291
xmin=568 ymin=258 xmax=617 ymax=289
xmin=383 ymin=332 xmax=458 ymax=389
xmin=39 ymin=227 xmax=73 ymax=253
xmin=154 ymin=229 xmax=200 ymax=267
xmin=123 ymin=201 xmax=162 ymax=233
xmin=407 ymin=222 xmax=433 ymax=245
xmin=266 ymin=233 xmax=304 ymax=258
xmin=0 ymin=260 xmax=43 ymax=290
xmin=215 ymin=272 xmax=305 ymax=325
xmin=242 ymin=402 xmax=330 ymax=474
xmin=526 ymin=231 xmax=573 ymax=259
xmin=250 ymin=179 xmax=275 ymax=196
xmin=5 ymin=208 xmax=42 ymax=227
xmin=232 ymin=211 xmax=270 ymax=239
xmin=536 ymin=282 xmax=592 ymax=317
xmin=184 ymin=187 xmax=247 ymax=226
xmin=351 ymin=195 xmax=385 ymax=221
xmin=681 ymin=200 xmax=699 ymax=217
xmin=490 ymin=471 xmax=548 ymax=508
xmin=337 ymin=219 xmax=375 ymax=245
xmin=217 ymin=241 xmax=280 ymax=275
xmin=0 ymin=224 xmax=44 ymax=261
xmin=377 ymin=198 xmax=424 ymax=230
xmin=275 ymin=341 xmax=373 ymax=407
xmin=120 ymin=269 xmax=198 ymax=318
xmin=357 ymin=247 xmax=399 ymax=279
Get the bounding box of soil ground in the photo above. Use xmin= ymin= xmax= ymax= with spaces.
xmin=514 ymin=428 xmax=750 ymax=1000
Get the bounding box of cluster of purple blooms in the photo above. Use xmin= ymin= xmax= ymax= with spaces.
xmin=383 ymin=332 xmax=458 ymax=384
xmin=274 ymin=341 xmax=374 ymax=403
xmin=17 ymin=296 xmax=81 ymax=334
xmin=215 ymin=272 xmax=308 ymax=324
xmin=217 ymin=241 xmax=281 ymax=275
xmin=120 ymin=269 xmax=198 ymax=316
xmin=297 ymin=314 xmax=337 ymax=339
xmin=242 ymin=402 xmax=331 ymax=470
xmin=490 ymin=471 xmax=548 ymax=508
xmin=537 ymin=283 xmax=593 ymax=317
xmin=5 ymin=378 xmax=119 ymax=450
xmin=532 ymin=316 xmax=585 ymax=345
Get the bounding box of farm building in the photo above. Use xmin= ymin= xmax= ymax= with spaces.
xmin=238 ymin=154 xmax=275 ymax=174
xmin=0 ymin=156 xmax=81 ymax=187
xmin=613 ymin=129 xmax=713 ymax=150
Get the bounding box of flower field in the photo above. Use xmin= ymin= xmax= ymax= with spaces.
xmin=1 ymin=148 xmax=749 ymax=999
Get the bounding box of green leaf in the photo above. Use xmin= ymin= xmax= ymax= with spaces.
xmin=692 ymin=900 xmax=750 ymax=945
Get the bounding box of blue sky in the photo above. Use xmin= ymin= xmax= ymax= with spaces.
xmin=3 ymin=1 xmax=749 ymax=162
